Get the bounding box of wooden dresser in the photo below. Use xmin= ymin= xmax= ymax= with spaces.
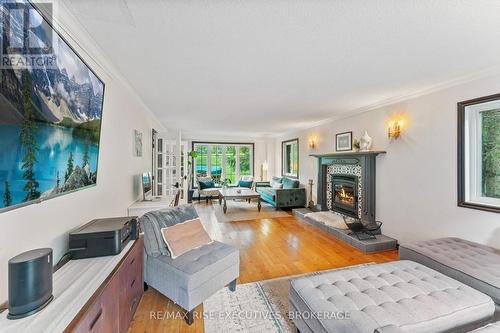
xmin=67 ymin=237 xmax=143 ymax=333
xmin=0 ymin=237 xmax=144 ymax=333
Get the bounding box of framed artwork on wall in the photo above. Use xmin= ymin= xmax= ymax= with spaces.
xmin=458 ymin=93 xmax=500 ymax=213
xmin=335 ymin=132 xmax=353 ymax=152
xmin=0 ymin=0 xmax=105 ymax=213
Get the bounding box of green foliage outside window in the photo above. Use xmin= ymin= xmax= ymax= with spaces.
xmin=482 ymin=109 xmax=500 ymax=198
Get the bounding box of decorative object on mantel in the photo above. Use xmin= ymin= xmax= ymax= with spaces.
xmin=359 ymin=131 xmax=373 ymax=151
xmin=352 ymin=138 xmax=361 ymax=151
xmin=388 ymin=120 xmax=402 ymax=139
xmin=134 ymin=129 xmax=143 ymax=157
xmin=308 ymin=179 xmax=315 ymax=209
xmin=335 ymin=131 xmax=352 ymax=151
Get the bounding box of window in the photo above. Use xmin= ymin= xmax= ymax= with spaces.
xmin=282 ymin=138 xmax=299 ymax=178
xmin=225 ymin=146 xmax=237 ymax=183
xmin=192 ymin=142 xmax=254 ymax=186
xmin=194 ymin=145 xmax=208 ymax=179
xmin=458 ymin=94 xmax=500 ymax=213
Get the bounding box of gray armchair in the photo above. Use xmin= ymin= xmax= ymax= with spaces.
xmin=139 ymin=204 xmax=240 ymax=325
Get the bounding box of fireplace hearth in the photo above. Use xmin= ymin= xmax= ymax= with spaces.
xmin=331 ymin=174 xmax=358 ymax=218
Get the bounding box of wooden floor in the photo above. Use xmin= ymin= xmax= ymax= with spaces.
xmin=129 ymin=203 xmax=398 ymax=332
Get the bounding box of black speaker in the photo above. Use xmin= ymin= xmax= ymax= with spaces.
xmin=7 ymin=248 xmax=54 ymax=320
xmin=130 ymin=217 xmax=139 ymax=240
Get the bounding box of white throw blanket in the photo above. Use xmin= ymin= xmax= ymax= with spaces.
xmin=304 ymin=211 xmax=349 ymax=230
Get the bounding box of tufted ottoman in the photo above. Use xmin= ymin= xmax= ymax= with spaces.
xmin=470 ymin=321 xmax=500 ymax=333
xmin=289 ymin=261 xmax=495 ymax=333
xmin=399 ymin=238 xmax=500 ymax=305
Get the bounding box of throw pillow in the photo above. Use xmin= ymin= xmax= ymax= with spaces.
xmin=238 ymin=180 xmax=253 ymax=188
xmin=282 ymin=177 xmax=299 ymax=189
xmin=271 ymin=182 xmax=283 ymax=189
xmin=160 ymin=218 xmax=213 ymax=259
xmin=199 ymin=179 xmax=215 ymax=190
xmin=270 ymin=177 xmax=282 ymax=189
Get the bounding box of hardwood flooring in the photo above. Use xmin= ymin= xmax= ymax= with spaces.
xmin=128 ymin=203 xmax=398 ymax=332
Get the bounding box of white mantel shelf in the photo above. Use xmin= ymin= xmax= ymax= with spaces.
xmin=0 ymin=241 xmax=135 ymax=333
xmin=310 ymin=151 xmax=387 ymax=158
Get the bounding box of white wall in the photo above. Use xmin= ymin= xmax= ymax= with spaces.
xmin=275 ymin=74 xmax=500 ymax=247
xmin=0 ymin=2 xmax=165 ymax=301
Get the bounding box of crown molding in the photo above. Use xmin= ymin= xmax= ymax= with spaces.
xmin=273 ymin=64 xmax=500 ymax=138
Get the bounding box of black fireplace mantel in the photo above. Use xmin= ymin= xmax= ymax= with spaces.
xmin=312 ymin=150 xmax=386 ymax=222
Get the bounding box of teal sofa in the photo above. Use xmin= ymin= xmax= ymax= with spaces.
xmin=255 ymin=177 xmax=306 ymax=209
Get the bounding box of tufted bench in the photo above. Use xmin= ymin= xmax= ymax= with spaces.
xmin=289 ymin=261 xmax=495 ymax=333
xmin=399 ymin=238 xmax=500 ymax=305
xmin=470 ymin=321 xmax=500 ymax=333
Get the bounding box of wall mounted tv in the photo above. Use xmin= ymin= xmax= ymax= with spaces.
xmin=0 ymin=1 xmax=105 ymax=212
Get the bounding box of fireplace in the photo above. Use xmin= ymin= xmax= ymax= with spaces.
xmin=331 ymin=174 xmax=358 ymax=218
xmin=313 ymin=151 xmax=385 ymax=222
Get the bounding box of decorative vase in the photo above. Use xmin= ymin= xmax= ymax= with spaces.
xmin=359 ymin=131 xmax=373 ymax=151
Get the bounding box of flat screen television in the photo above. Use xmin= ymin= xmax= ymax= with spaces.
xmin=0 ymin=1 xmax=105 ymax=212
xmin=142 ymin=172 xmax=152 ymax=201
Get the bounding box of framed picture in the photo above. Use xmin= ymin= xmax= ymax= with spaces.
xmin=134 ymin=130 xmax=143 ymax=157
xmin=0 ymin=0 xmax=105 ymax=213
xmin=458 ymin=93 xmax=500 ymax=213
xmin=336 ymin=132 xmax=352 ymax=152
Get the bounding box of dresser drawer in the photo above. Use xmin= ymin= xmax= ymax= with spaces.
xmin=72 ymin=276 xmax=119 ymax=333
xmin=118 ymin=238 xmax=144 ymax=333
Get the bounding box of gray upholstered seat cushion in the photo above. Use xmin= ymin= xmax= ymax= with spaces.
xmin=289 ymin=261 xmax=495 ymax=333
xmin=146 ymin=241 xmax=239 ymax=290
xmin=470 ymin=321 xmax=500 ymax=332
xmin=399 ymin=238 xmax=500 ymax=304
xmin=139 ymin=204 xmax=199 ymax=257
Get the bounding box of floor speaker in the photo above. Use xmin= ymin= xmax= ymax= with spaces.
xmin=8 ymin=248 xmax=54 ymax=320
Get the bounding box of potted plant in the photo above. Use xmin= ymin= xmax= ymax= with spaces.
xmin=187 ymin=150 xmax=198 ymax=203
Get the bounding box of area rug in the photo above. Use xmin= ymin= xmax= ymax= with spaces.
xmin=214 ymin=200 xmax=290 ymax=223
xmin=203 ymin=265 xmax=372 ymax=333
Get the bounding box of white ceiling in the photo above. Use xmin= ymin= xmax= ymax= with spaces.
xmin=64 ymin=0 xmax=500 ymax=136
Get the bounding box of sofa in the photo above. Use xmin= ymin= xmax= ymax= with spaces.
xmin=255 ymin=176 xmax=306 ymax=209
xmin=139 ymin=204 xmax=240 ymax=325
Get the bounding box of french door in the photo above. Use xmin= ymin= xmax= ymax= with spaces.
xmin=153 ymin=132 xmax=188 ymax=201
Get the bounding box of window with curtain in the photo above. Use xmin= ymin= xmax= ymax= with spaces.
xmin=458 ymin=94 xmax=500 ymax=212
xmin=192 ymin=142 xmax=254 ymax=186
xmin=282 ymin=138 xmax=299 ymax=178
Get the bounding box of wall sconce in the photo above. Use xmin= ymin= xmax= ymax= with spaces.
xmin=308 ymin=137 xmax=317 ymax=149
xmin=388 ymin=120 xmax=402 ymax=139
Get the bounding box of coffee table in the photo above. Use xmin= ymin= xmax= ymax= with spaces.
xmin=218 ymin=188 xmax=261 ymax=214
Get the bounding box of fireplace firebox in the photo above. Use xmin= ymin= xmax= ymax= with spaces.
xmin=331 ymin=174 xmax=358 ymax=218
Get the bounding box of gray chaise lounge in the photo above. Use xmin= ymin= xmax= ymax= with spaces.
xmin=399 ymin=238 xmax=500 ymax=307
xmin=140 ymin=204 xmax=240 ymax=325
xmin=289 ymin=261 xmax=495 ymax=333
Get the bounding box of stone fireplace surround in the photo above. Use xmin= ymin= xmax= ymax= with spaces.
xmin=312 ymin=151 xmax=386 ymax=223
